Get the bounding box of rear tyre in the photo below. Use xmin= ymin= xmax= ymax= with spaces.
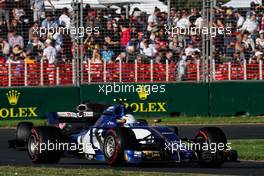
xmin=103 ymin=128 xmax=138 ymax=166
xmin=16 ymin=122 xmax=34 ymax=147
xmin=27 ymin=126 xmax=64 ymax=164
xmin=193 ymin=127 xmax=227 ymax=167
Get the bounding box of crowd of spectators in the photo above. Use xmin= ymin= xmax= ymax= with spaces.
xmin=0 ymin=0 xmax=263 ymax=72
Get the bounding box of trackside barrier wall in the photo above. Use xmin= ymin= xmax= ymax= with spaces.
xmin=0 ymin=87 xmax=79 ymax=120
xmin=80 ymin=82 xmax=264 ymax=116
xmin=1 ymin=82 xmax=264 ymax=120
xmin=210 ymin=82 xmax=264 ymax=116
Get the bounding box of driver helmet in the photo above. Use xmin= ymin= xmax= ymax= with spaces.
xmin=121 ymin=114 xmax=136 ymax=127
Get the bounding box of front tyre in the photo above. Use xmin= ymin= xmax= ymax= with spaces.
xmin=103 ymin=128 xmax=137 ymax=166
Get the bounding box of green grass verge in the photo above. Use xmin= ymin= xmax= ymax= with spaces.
xmin=230 ymin=139 xmax=264 ymax=161
xmin=1 ymin=116 xmax=264 ymax=127
xmin=0 ymin=166 xmax=221 ymax=176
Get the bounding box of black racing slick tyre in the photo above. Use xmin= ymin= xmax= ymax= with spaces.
xmin=27 ymin=126 xmax=64 ymax=164
xmin=103 ymin=128 xmax=138 ymax=166
xmin=193 ymin=127 xmax=227 ymax=167
xmin=16 ymin=122 xmax=34 ymax=147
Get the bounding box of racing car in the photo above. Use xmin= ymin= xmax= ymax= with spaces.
xmin=9 ymin=101 xmax=238 ymax=167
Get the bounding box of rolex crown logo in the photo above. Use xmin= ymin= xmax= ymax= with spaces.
xmin=6 ymin=90 xmax=20 ymax=106
xmin=138 ymin=85 xmax=149 ymax=100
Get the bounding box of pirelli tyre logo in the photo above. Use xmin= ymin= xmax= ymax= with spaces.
xmin=116 ymin=85 xmax=167 ymax=113
xmin=0 ymin=90 xmax=38 ymax=119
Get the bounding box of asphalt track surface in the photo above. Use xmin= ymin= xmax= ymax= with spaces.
xmin=0 ymin=125 xmax=264 ymax=175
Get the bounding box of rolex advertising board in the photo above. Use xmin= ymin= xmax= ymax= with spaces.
xmin=0 ymin=87 xmax=79 ymax=120
xmin=80 ymin=83 xmax=209 ymax=116
xmin=0 ymin=83 xmax=209 ymax=120
xmin=0 ymin=90 xmax=38 ymax=119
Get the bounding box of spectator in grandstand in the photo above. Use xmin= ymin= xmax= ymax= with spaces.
xmin=101 ymin=43 xmax=114 ymax=63
xmin=8 ymin=30 xmax=24 ymax=49
xmin=104 ymin=20 xmax=113 ymax=37
xmin=0 ymin=0 xmax=10 ymax=30
xmin=261 ymin=13 xmax=264 ymax=30
xmin=189 ymin=8 xmax=201 ymax=26
xmin=104 ymin=23 xmax=120 ymax=58
xmin=185 ymin=43 xmax=196 ymax=56
xmin=240 ymin=12 xmax=258 ymax=34
xmin=249 ymin=51 xmax=263 ymax=64
xmin=234 ymin=10 xmax=245 ymax=29
xmin=59 ymin=7 xmax=71 ymax=28
xmin=140 ymin=37 xmax=157 ymax=59
xmin=126 ymin=44 xmax=138 ymax=63
xmin=176 ymin=10 xmax=191 ymax=29
xmin=169 ymin=36 xmax=182 ymax=54
xmin=56 ymin=46 xmax=68 ymax=64
xmin=160 ymin=49 xmax=174 ymax=64
xmin=27 ymin=35 xmax=44 ymax=61
xmin=10 ymin=19 xmax=23 ymax=35
xmin=119 ymin=19 xmax=130 ymax=51
xmin=167 ymin=8 xmax=179 ymax=26
xmin=91 ymin=48 xmax=102 ymax=64
xmin=10 ymin=18 xmax=29 ymax=44
xmin=256 ymin=30 xmax=264 ymax=49
xmin=147 ymin=7 xmax=160 ymax=31
xmin=115 ymin=52 xmax=126 ymax=63
xmin=53 ymin=26 xmax=65 ymax=51
xmin=0 ymin=36 xmax=10 ymax=56
xmin=41 ymin=13 xmax=58 ymax=29
xmin=192 ymin=50 xmax=201 ymax=64
xmin=27 ymin=35 xmax=45 ymax=51
xmin=29 ymin=21 xmax=40 ymax=41
xmin=0 ymin=19 xmax=8 ymax=38
xmin=24 ymin=52 xmax=36 ymax=64
xmin=241 ymin=32 xmax=255 ymax=59
xmin=224 ymin=8 xmax=237 ymax=34
xmin=235 ymin=34 xmax=246 ymax=61
xmin=126 ymin=32 xmax=140 ymax=52
xmin=0 ymin=45 xmax=6 ymax=63
xmin=176 ymin=54 xmax=188 ymax=81
xmin=31 ymin=0 xmax=54 ymax=22
xmin=43 ymin=39 xmax=56 ymax=64
xmin=94 ymin=10 xmax=107 ymax=32
xmin=12 ymin=2 xmax=26 ymax=21
xmin=84 ymin=35 xmax=99 ymax=60
xmin=6 ymin=45 xmax=24 ymax=64
xmin=255 ymin=51 xmax=263 ymax=61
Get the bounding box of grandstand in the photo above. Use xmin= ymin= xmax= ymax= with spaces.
xmin=0 ymin=0 xmax=263 ymax=87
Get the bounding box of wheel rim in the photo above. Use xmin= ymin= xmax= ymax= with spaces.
xmin=105 ymin=136 xmax=116 ymax=158
xmin=28 ymin=135 xmax=37 ymax=157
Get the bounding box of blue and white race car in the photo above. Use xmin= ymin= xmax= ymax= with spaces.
xmin=11 ymin=101 xmax=238 ymax=167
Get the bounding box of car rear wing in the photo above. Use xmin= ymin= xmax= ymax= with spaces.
xmin=47 ymin=103 xmax=110 ymax=124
